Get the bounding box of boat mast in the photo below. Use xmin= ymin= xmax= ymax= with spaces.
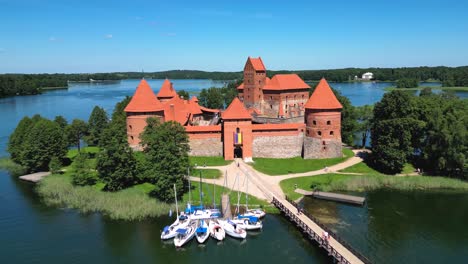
xmin=199 ymin=170 xmax=203 ymax=207
xmin=213 ymin=171 xmax=216 ymax=209
xmin=174 ymin=184 xmax=179 ymax=217
xmin=187 ymin=167 xmax=191 ymax=204
xmin=236 ymin=173 xmax=241 ymax=215
xmin=246 ymin=173 xmax=249 ymax=211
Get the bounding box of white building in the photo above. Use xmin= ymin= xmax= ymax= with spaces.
xmin=362 ymin=72 xmax=374 ymax=80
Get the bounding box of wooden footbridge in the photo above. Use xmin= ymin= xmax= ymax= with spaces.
xmin=237 ymin=160 xmax=370 ymax=264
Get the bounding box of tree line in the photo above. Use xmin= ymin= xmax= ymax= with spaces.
xmin=8 ymin=97 xmax=190 ymax=202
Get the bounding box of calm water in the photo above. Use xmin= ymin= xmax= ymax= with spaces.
xmin=0 ymin=79 xmax=467 ymax=263
xmin=303 ymin=190 xmax=468 ymax=263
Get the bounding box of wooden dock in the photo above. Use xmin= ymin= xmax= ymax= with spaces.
xmin=221 ymin=194 xmax=232 ymax=219
xmin=18 ymin=172 xmax=50 ymax=183
xmin=295 ymin=189 xmax=366 ymax=205
xmin=272 ymin=196 xmax=370 ymax=264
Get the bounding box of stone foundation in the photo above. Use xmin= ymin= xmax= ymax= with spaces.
xmin=189 ymin=137 xmax=223 ymax=157
xmin=303 ymin=137 xmax=342 ymax=159
xmin=253 ymin=134 xmax=304 ymax=158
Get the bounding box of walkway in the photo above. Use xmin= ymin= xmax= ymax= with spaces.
xmin=19 ymin=172 xmax=51 ymax=183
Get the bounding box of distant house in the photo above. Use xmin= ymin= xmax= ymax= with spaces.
xmin=362 ymin=72 xmax=374 ymax=80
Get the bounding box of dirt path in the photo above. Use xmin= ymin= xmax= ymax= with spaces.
xmin=190 ymin=149 xmax=367 ymax=202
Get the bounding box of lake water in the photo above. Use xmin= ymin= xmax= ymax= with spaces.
xmin=0 ymin=79 xmax=467 ymax=263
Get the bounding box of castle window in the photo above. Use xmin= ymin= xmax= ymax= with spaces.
xmin=302 ymin=94 xmax=305 ymax=99
xmin=322 ymin=141 xmax=326 ymax=145
xmin=330 ymin=131 xmax=334 ymax=135
xmin=270 ymin=104 xmax=273 ymax=109
xmin=327 ymin=121 xmax=331 ymax=125
xmin=318 ymin=131 xmax=322 ymax=136
xmin=323 ymin=146 xmax=327 ymax=150
xmin=130 ymin=136 xmax=134 ymax=141
xmin=270 ymin=96 xmax=273 ymax=100
xmin=236 ymin=127 xmax=240 ymax=133
xmin=313 ymin=120 xmax=317 ymax=125
xmin=129 ymin=125 xmax=132 ymax=130
xmin=259 ymin=80 xmax=261 ymax=84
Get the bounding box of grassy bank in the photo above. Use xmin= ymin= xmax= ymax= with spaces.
xmin=189 ymin=156 xmax=232 ymax=166
xmin=191 ymin=168 xmax=222 ymax=179
xmin=251 ymin=148 xmax=355 ymax=176
xmin=0 ymin=157 xmax=26 ymax=176
xmin=280 ymin=173 xmax=468 ymax=201
xmin=384 ymin=86 xmax=468 ymax=91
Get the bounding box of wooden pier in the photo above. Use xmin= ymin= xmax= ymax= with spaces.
xmin=221 ymin=194 xmax=232 ymax=219
xmin=18 ymin=172 xmax=50 ymax=183
xmin=272 ymin=196 xmax=370 ymax=264
xmin=295 ymin=189 xmax=366 ymax=205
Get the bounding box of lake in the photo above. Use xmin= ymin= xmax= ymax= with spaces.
xmin=0 ymin=79 xmax=467 ymax=263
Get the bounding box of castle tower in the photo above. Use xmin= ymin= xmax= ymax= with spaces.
xmin=157 ymin=79 xmax=177 ymax=103
xmin=125 ymin=79 xmax=164 ymax=148
xmin=303 ymin=78 xmax=343 ymax=159
xmin=242 ymin=57 xmax=266 ymax=109
xmin=221 ymin=97 xmax=253 ymax=161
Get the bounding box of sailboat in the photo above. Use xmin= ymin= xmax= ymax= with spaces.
xmin=208 ymin=219 xmax=225 ymax=241
xmin=232 ymin=173 xmax=263 ymax=230
xmin=161 ymin=184 xmax=190 ymax=240
xmin=195 ymin=219 xmax=210 ymax=243
xmin=174 ymin=220 xmax=197 ymax=247
xmin=219 ymin=218 xmax=247 ymax=239
xmin=239 ymin=173 xmax=266 ymax=219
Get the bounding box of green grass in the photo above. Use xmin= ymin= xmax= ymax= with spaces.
xmin=251 ymin=148 xmax=355 ymax=176
xmin=0 ymin=157 xmax=26 ymax=176
xmin=191 ymin=168 xmax=222 ymax=179
xmin=401 ymin=163 xmax=416 ymax=174
xmin=384 ymin=86 xmax=468 ymax=91
xmin=339 ymin=161 xmax=383 ymax=174
xmin=66 ymin=146 xmax=100 ymax=159
xmin=280 ymin=173 xmax=468 ymax=201
xmin=189 ymin=156 xmax=232 ymax=167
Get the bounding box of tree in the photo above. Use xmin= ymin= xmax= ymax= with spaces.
xmin=141 ymin=118 xmax=190 ymax=202
xmin=54 ymin=115 xmax=68 ymax=129
xmin=8 ymin=116 xmax=33 ymax=164
xmin=66 ymin=119 xmax=88 ymax=152
xmin=334 ymin=89 xmax=358 ymax=145
xmin=355 ymin=105 xmax=373 ymax=148
xmin=396 ymin=78 xmax=419 ymax=88
xmin=21 ymin=119 xmax=67 ymax=172
xmin=199 ymin=87 xmax=224 ymax=109
xmin=48 ymin=156 xmax=62 ymax=174
xmin=87 ymin=106 xmax=109 ymax=146
xmin=96 ymin=125 xmax=137 ymax=191
xmin=177 ymin=90 xmax=190 ymax=100
xmin=72 ymin=152 xmax=97 ymax=186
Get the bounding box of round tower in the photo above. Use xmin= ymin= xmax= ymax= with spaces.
xmin=303 ymin=78 xmax=342 ymax=159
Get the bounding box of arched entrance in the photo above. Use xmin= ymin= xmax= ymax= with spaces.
xmin=234 ymin=146 xmax=243 ymax=159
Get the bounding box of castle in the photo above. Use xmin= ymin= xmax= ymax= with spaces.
xmin=125 ymin=57 xmax=343 ymax=161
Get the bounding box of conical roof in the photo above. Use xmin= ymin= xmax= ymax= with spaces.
xmin=157 ymin=79 xmax=177 ymax=98
xmin=125 ymin=79 xmax=164 ymax=112
xmin=222 ymin=97 xmax=252 ymax=120
xmin=305 ymin=78 xmax=342 ymax=110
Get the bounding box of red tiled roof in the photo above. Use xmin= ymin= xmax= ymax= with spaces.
xmin=163 ymin=96 xmax=190 ymax=124
xmin=305 ymin=78 xmax=342 ymax=110
xmin=190 ymin=96 xmax=199 ymax=103
xmin=157 ymin=79 xmax=177 ymax=98
xmin=237 ymin=83 xmax=244 ymax=90
xmin=221 ymin=97 xmax=252 ymax=120
xmin=124 ymin=79 xmax=164 ymax=112
xmin=246 ymin=57 xmax=266 ymax=71
xmin=263 ymin=74 xmax=310 ymax=90
xmin=199 ymin=105 xmax=220 ymax=113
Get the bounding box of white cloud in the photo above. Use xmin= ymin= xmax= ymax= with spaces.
xmin=104 ymin=34 xmax=113 ymax=39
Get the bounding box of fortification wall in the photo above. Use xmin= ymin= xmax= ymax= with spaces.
xmin=303 ymin=137 xmax=342 ymax=159
xmin=252 ymin=123 xmax=305 ymax=158
xmin=186 ymin=125 xmax=223 ymax=157
xmin=253 ymin=116 xmax=304 ymax=124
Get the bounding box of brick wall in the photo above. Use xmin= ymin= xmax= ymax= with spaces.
xmin=303 ymin=137 xmax=342 ymax=159
xmin=253 ymin=134 xmax=304 ymax=158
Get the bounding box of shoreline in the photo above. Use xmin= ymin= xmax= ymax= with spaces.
xmin=384 ymin=86 xmax=468 ymax=92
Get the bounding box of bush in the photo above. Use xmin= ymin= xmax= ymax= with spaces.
xmin=48 ymin=157 xmax=62 ymax=174
xmin=71 ymin=153 xmax=97 ymax=186
xmin=396 ymin=78 xmax=419 ymax=88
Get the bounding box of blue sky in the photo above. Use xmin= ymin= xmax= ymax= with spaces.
xmin=0 ymin=0 xmax=467 ymax=73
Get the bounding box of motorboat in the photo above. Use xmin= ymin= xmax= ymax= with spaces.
xmin=208 ymin=219 xmax=225 ymax=241
xmin=219 ymin=219 xmax=247 ymax=239
xmin=195 ymin=219 xmax=210 ymax=243
xmin=174 ymin=220 xmax=197 ymax=247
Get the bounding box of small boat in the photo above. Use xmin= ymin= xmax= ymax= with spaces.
xmin=195 ymin=219 xmax=210 ymax=243
xmin=219 ymin=219 xmax=247 ymax=239
xmin=208 ymin=219 xmax=225 ymax=241
xmin=174 ymin=220 xmax=197 ymax=247
xmin=241 ymin=208 xmax=266 ymax=219
xmin=161 ymin=213 xmax=190 ymax=240
xmin=232 ymin=215 xmax=263 ymax=230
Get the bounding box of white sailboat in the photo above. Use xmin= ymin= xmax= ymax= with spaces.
xmin=208 ymin=219 xmax=226 ymax=241
xmin=239 ymin=173 xmax=266 ymax=219
xmin=233 ymin=172 xmax=263 ymax=230
xmin=195 ymin=219 xmax=210 ymax=243
xmin=174 ymin=220 xmax=197 ymax=247
xmin=219 ymin=219 xmax=247 ymax=239
xmin=161 ymin=184 xmax=190 ymax=240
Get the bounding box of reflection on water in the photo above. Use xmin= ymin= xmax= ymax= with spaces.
xmin=303 ymin=190 xmax=468 ymax=264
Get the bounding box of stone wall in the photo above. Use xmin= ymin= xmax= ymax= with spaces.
xmin=189 ymin=137 xmax=223 ymax=157
xmin=253 ymin=134 xmax=304 ymax=158
xmin=253 ymin=116 xmax=304 ymax=124
xmin=303 ymin=137 xmax=342 ymax=159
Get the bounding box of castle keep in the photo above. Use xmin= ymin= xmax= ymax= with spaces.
xmin=125 ymin=57 xmax=343 ymax=161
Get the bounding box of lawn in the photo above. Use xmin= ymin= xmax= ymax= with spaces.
xmin=280 ymin=173 xmax=468 ymax=201
xmin=66 ymin=146 xmax=100 ymax=159
xmin=251 ymin=148 xmax=355 ymax=176
xmin=339 ymin=161 xmax=382 ymax=174
xmin=189 ymin=156 xmax=232 ymax=167
xmin=191 ymin=168 xmax=222 ymax=179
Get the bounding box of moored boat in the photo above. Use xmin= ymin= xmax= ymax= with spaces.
xmin=208 ymin=219 xmax=226 ymax=241
xmin=232 ymin=215 xmax=263 ymax=231
xmin=174 ymin=220 xmax=197 ymax=247
xmin=195 ymin=219 xmax=210 ymax=243
xmin=219 ymin=219 xmax=247 ymax=239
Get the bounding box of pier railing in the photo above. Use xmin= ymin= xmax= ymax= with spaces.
xmin=281 ymin=196 xmax=371 ymax=264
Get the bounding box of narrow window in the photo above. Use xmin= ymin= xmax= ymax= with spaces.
xmin=270 ymin=96 xmax=273 ymax=100
xmin=322 ymin=141 xmax=326 ymax=145
xmin=236 ymin=127 xmax=240 ymax=133
xmin=318 ymin=131 xmax=322 ymax=136
xmin=259 ymin=80 xmax=261 ymax=84
xmin=327 ymin=120 xmax=331 ymax=125
xmin=323 ymin=146 xmax=327 ymax=150
xmin=130 ymin=136 xmax=134 ymax=140
xmin=330 ymin=131 xmax=334 ymax=135
xmin=270 ymin=104 xmax=273 ymax=109
xmin=313 ymin=120 xmax=317 ymax=125
xmin=129 ymin=125 xmax=132 ymax=130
